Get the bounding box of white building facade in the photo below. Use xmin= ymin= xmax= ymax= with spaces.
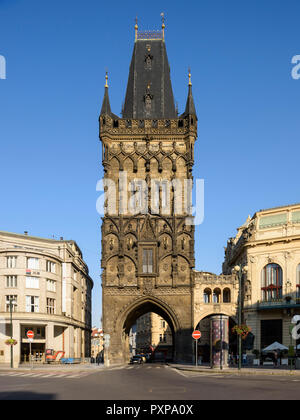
xmin=0 ymin=231 xmax=93 ymax=366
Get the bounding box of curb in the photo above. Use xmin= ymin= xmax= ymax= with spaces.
xmin=170 ymin=366 xmax=300 ymax=377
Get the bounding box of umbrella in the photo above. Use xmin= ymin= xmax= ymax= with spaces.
xmin=262 ymin=342 xmax=288 ymax=352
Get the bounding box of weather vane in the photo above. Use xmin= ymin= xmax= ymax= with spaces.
xmin=161 ymin=13 xmax=165 ymax=40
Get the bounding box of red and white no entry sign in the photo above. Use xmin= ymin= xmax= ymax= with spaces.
xmin=192 ymin=330 xmax=201 ymax=340
xmin=27 ymin=330 xmax=34 ymax=340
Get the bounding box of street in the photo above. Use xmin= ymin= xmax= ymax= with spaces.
xmin=0 ymin=364 xmax=300 ymax=400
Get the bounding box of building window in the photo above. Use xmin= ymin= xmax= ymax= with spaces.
xmin=213 ymin=288 xmax=221 ymax=304
xmin=47 ymin=298 xmax=56 ymax=315
xmin=223 ymin=288 xmax=231 ymax=303
xmin=26 ymin=277 xmax=39 ymax=289
xmin=261 ymin=319 xmax=282 ymax=349
xmin=143 ymin=249 xmax=153 ymax=274
xmin=47 ymin=279 xmax=56 ymax=292
xmin=203 ymin=288 xmax=212 ymax=304
xmin=5 ymin=296 xmax=17 ymax=312
xmin=46 ymin=260 xmax=56 ymax=274
xmin=297 ymin=265 xmax=300 ymax=302
xmin=261 ymin=264 xmax=283 ymax=301
xmin=27 ymin=257 xmax=39 ymax=270
xmin=26 ymin=296 xmax=39 ymax=313
xmin=161 ymin=320 xmax=166 ymax=329
xmin=6 ymin=276 xmax=17 ymax=288
xmin=7 ymin=256 xmax=17 ymax=268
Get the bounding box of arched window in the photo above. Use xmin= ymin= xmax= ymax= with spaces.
xmin=223 ymin=288 xmax=231 ymax=303
xmin=213 ymin=288 xmax=221 ymax=304
xmin=203 ymin=288 xmax=212 ymax=304
xmin=297 ymin=265 xmax=300 ymax=302
xmin=261 ymin=264 xmax=283 ymax=302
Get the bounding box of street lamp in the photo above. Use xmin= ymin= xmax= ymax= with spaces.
xmin=9 ymin=297 xmax=17 ymax=369
xmin=232 ymin=264 xmax=248 ymax=371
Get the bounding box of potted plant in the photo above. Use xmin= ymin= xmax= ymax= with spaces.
xmin=5 ymin=339 xmax=17 ymax=346
xmin=232 ymin=325 xmax=252 ymax=340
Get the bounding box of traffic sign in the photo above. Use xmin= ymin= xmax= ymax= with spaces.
xmin=192 ymin=330 xmax=201 ymax=340
xmin=27 ymin=330 xmax=34 ymax=340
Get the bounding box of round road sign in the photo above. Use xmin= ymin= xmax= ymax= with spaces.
xmin=27 ymin=330 xmax=34 ymax=340
xmin=192 ymin=330 xmax=201 ymax=340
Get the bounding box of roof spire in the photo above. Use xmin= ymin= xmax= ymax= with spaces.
xmin=182 ymin=67 xmax=197 ymax=118
xmin=161 ymin=13 xmax=165 ymax=41
xmin=135 ymin=16 xmax=138 ymax=42
xmin=100 ymin=71 xmax=112 ymax=116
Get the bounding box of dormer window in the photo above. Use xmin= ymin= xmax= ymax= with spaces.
xmin=145 ymin=54 xmax=153 ymax=70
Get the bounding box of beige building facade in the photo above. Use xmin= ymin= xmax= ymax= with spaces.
xmin=136 ymin=312 xmax=173 ymax=352
xmin=223 ymin=203 xmax=300 ymax=352
xmin=0 ymin=231 xmax=93 ymax=366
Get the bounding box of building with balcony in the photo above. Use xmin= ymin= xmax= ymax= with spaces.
xmin=223 ymin=203 xmax=300 ymax=352
xmin=0 ymin=231 xmax=93 ymax=366
xmin=91 ymin=327 xmax=104 ymax=361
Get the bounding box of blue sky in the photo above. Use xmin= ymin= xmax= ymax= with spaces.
xmin=1 ymin=0 xmax=300 ymax=327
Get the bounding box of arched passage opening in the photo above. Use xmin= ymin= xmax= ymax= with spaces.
xmin=195 ymin=314 xmax=237 ymax=365
xmin=122 ymin=299 xmax=177 ymax=363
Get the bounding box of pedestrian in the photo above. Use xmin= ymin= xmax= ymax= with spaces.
xmin=274 ymin=351 xmax=278 ymax=367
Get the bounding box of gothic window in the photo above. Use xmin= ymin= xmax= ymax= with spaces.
xmin=213 ymin=288 xmax=221 ymax=304
xmin=142 ymin=249 xmax=153 ymax=274
xmin=145 ymin=94 xmax=152 ymax=115
xmin=261 ymin=264 xmax=283 ymax=302
xmin=223 ymin=288 xmax=231 ymax=303
xmin=203 ymin=288 xmax=212 ymax=304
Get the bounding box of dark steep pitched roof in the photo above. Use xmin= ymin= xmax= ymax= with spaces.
xmin=123 ymin=39 xmax=176 ymax=119
xmin=100 ymin=86 xmax=119 ymax=119
xmin=100 ymin=86 xmax=111 ymax=116
xmin=182 ymin=84 xmax=197 ymax=119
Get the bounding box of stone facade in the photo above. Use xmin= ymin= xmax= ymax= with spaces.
xmin=0 ymin=231 xmax=93 ymax=366
xmin=100 ymin=29 xmax=197 ymax=365
xmin=136 ymin=312 xmax=173 ymax=351
xmin=223 ymin=203 xmax=300 ymax=352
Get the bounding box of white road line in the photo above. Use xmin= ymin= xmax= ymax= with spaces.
xmin=171 ymin=369 xmax=187 ymax=378
xmin=19 ymin=373 xmax=37 ymax=377
xmin=7 ymin=373 xmax=25 ymax=376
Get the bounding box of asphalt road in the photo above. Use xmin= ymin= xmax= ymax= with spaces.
xmin=0 ymin=364 xmax=300 ymax=400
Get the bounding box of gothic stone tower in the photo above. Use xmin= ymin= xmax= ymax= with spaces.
xmin=99 ymin=21 xmax=198 ymax=364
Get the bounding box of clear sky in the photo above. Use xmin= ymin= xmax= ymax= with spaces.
xmin=1 ymin=0 xmax=300 ymax=327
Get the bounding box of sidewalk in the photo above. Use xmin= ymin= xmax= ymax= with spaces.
xmin=0 ymin=363 xmax=106 ymax=371
xmin=167 ymin=363 xmax=300 ymax=377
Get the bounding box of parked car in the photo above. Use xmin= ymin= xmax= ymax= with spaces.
xmin=137 ymin=354 xmax=147 ymax=363
xmin=130 ymin=355 xmax=143 ymax=364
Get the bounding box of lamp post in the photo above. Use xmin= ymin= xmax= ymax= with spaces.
xmin=9 ymin=297 xmax=16 ymax=369
xmin=232 ymin=264 xmax=248 ymax=370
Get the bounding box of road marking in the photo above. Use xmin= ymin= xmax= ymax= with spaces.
xmin=171 ymin=369 xmax=188 ymax=378
xmin=19 ymin=373 xmax=37 ymax=377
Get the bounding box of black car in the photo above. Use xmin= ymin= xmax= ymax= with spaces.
xmin=130 ymin=355 xmax=143 ymax=364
